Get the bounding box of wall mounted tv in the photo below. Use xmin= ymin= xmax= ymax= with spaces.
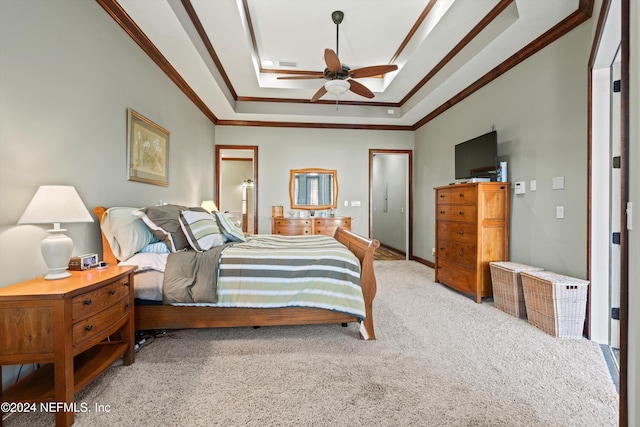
xmin=454 ymin=130 xmax=498 ymax=180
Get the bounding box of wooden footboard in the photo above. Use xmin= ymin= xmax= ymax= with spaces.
xmin=94 ymin=207 xmax=379 ymax=339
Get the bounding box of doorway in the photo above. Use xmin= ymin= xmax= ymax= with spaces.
xmin=369 ymin=149 xmax=412 ymax=259
xmin=215 ymin=145 xmax=258 ymax=234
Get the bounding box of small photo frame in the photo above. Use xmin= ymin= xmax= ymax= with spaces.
xmin=127 ymin=108 xmax=169 ymax=186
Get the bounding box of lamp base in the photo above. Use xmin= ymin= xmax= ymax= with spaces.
xmin=44 ymin=270 xmax=72 ymax=280
xmin=41 ymin=229 xmax=73 ymax=280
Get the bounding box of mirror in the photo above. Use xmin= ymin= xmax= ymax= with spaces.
xmin=289 ymin=168 xmax=338 ymax=210
xmin=216 ymin=145 xmax=258 ymax=234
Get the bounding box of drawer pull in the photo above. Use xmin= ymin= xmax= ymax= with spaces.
xmin=458 ymin=251 xmax=464 ymax=257
xmin=458 ymin=230 xmax=464 ymax=235
xmin=84 ymin=299 xmax=92 ymax=305
xmin=85 ymin=325 xmax=93 ymax=331
xmin=124 ymin=282 xmax=130 ymax=287
xmin=439 ymin=194 xmax=445 ymax=198
xmin=439 ymin=247 xmax=445 ymax=251
xmin=125 ymin=303 xmax=130 ymax=309
xmin=439 ymin=210 xmax=445 ymax=214
xmin=109 ymin=289 xmax=116 ymax=295
xmin=458 ymin=193 xmax=464 ymax=197
xmin=459 ymin=211 xmax=464 ymax=215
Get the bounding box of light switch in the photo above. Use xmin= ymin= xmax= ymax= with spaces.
xmin=530 ymin=180 xmax=537 ymax=191
xmin=344 ymin=200 xmax=349 ymax=207
xmin=556 ymin=206 xmax=565 ymax=219
xmin=351 ymin=201 xmax=361 ymax=207
xmin=552 ymin=176 xmax=565 ymax=190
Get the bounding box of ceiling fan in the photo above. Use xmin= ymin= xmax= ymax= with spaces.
xmin=277 ymin=10 xmax=398 ymax=103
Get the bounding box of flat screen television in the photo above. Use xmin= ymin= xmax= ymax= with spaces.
xmin=454 ymin=130 xmax=498 ymax=180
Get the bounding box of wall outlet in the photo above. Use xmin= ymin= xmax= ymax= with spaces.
xmin=344 ymin=200 xmax=349 ymax=207
xmin=556 ymin=206 xmax=565 ymax=219
xmin=432 ymin=248 xmax=436 ymax=255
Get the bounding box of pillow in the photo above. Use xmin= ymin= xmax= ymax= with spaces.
xmin=100 ymin=207 xmax=157 ymax=261
xmin=179 ymin=210 xmax=228 ymax=251
xmin=138 ymin=204 xmax=206 ymax=252
xmin=139 ymin=241 xmax=170 ymax=254
xmin=214 ymin=211 xmax=246 ymax=242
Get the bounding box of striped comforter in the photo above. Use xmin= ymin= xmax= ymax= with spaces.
xmin=167 ymin=234 xmax=365 ymax=319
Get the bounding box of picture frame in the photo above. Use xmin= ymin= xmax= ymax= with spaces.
xmin=127 ymin=108 xmax=169 ymax=186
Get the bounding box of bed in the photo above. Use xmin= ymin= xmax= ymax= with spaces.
xmin=94 ymin=206 xmax=380 ymax=340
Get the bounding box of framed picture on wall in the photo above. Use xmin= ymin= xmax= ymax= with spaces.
xmin=127 ymin=108 xmax=169 ymax=186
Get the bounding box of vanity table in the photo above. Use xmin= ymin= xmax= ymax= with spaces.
xmin=271 ymin=216 xmax=351 ymax=236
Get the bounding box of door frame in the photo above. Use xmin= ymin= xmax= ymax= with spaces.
xmin=215 ymin=145 xmax=258 ymax=234
xmin=587 ymin=0 xmax=628 ymax=424
xmin=368 ymin=149 xmax=413 ymax=259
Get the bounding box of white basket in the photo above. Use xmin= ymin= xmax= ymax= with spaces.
xmin=520 ymin=271 xmax=589 ymax=339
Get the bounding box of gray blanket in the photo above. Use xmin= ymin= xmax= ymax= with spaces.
xmin=162 ymin=243 xmax=232 ymax=303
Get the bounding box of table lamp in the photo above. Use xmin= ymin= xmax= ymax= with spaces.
xmin=18 ymin=185 xmax=94 ymax=280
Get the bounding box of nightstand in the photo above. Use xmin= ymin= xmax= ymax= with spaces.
xmin=0 ymin=265 xmax=136 ymax=427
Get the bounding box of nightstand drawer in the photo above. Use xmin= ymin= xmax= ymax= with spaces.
xmin=73 ymin=296 xmax=130 ymax=347
xmin=72 ymin=277 xmax=130 ymax=321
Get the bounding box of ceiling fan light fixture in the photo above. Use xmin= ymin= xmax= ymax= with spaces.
xmin=324 ymin=80 xmax=349 ymax=96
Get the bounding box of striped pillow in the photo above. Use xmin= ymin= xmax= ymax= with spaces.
xmin=214 ymin=211 xmax=246 ymax=242
xmin=179 ymin=210 xmax=228 ymax=252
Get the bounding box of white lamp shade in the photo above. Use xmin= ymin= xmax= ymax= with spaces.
xmin=18 ymin=185 xmax=93 ymax=280
xmin=201 ymin=200 xmax=218 ymax=213
xmin=18 ymin=185 xmax=94 ymax=226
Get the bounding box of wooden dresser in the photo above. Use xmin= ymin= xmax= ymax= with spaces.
xmin=0 ymin=266 xmax=136 ymax=427
xmin=271 ymin=216 xmax=351 ymax=236
xmin=434 ymin=182 xmax=510 ymax=303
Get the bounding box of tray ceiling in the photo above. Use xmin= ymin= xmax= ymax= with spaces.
xmin=100 ymin=0 xmax=592 ymax=129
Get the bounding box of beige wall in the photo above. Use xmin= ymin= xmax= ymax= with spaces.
xmin=214 ymin=126 xmax=413 ymax=237
xmin=0 ymin=0 xmax=216 ymax=288
xmin=413 ymin=22 xmax=591 ymax=280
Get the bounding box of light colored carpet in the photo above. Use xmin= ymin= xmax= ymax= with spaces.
xmin=5 ymin=261 xmax=618 ymax=427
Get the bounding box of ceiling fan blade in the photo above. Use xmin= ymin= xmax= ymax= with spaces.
xmin=324 ymin=48 xmax=342 ymax=72
xmin=310 ymin=85 xmax=327 ymax=102
xmin=349 ymin=64 xmax=398 ymax=79
xmin=277 ymin=75 xmax=325 ymax=80
xmin=348 ymin=79 xmax=375 ymax=99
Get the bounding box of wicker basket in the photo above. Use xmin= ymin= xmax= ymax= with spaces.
xmin=489 ymin=262 xmax=543 ymax=318
xmin=520 ymin=271 xmax=589 ymax=339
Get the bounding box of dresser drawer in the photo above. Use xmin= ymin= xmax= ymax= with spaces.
xmin=436 ymin=187 xmax=477 ymax=205
xmin=449 ymin=242 xmax=476 ymax=267
xmin=437 ymin=221 xmax=477 ymax=245
xmin=313 ymin=217 xmax=350 ymax=236
xmin=436 ymin=205 xmax=477 ymax=222
xmin=436 ymin=259 xmax=475 ymax=294
xmin=72 ymin=277 xmax=130 ymax=322
xmin=73 ymin=296 xmax=130 ymax=347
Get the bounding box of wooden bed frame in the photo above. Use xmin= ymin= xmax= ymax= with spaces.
xmin=94 ymin=207 xmax=380 ymax=339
